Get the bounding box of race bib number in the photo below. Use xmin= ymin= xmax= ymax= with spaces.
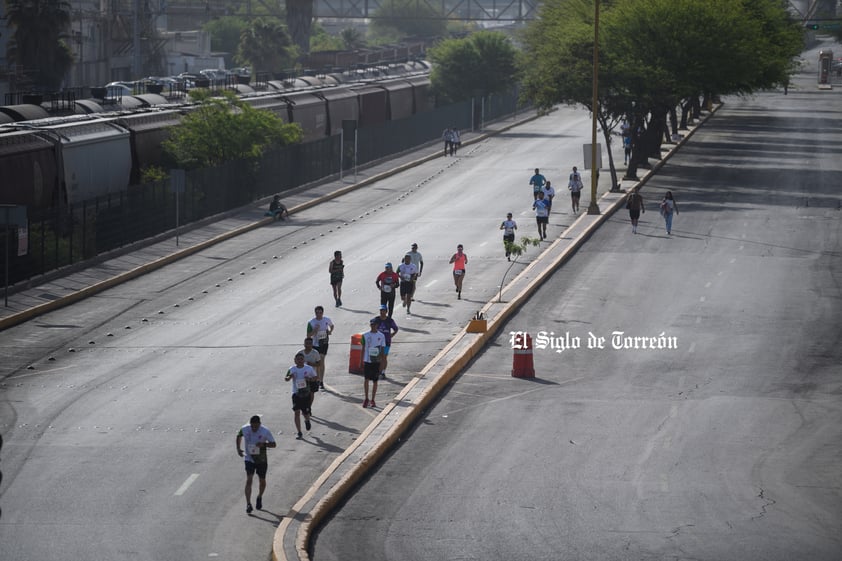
xmin=454 ymin=269 xmax=464 ymax=276
xmin=316 ymin=330 xmax=327 ymax=340
xmin=249 ymin=444 xmax=261 ymax=455
xmin=296 ymin=378 xmax=307 ymax=389
xmin=369 ymin=347 xmax=380 ymax=358
xmin=382 ymin=285 xmax=392 ymax=293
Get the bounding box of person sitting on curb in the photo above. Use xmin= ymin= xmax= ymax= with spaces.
xmin=265 ymin=195 xmax=289 ymax=221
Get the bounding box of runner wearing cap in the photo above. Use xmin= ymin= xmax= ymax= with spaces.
xmin=500 ymin=212 xmax=518 ymax=261
xmin=396 ymin=254 xmax=418 ymax=314
xmin=375 ymin=262 xmax=400 ymax=318
xmin=372 ymin=305 xmax=399 ymax=379
xmin=406 ymin=243 xmax=424 ymax=301
xmin=361 ymin=318 xmax=386 ymax=408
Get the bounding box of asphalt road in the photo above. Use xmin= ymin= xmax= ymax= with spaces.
xmin=0 ymin=102 xmax=603 ymax=560
xmin=311 ymin=43 xmax=842 ymax=560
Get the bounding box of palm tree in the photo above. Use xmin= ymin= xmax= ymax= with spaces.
xmin=5 ymin=0 xmax=74 ymax=91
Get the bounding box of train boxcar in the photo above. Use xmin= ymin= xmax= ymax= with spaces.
xmin=0 ymin=104 xmax=50 ymax=123
xmin=117 ymin=110 xmax=185 ymax=184
xmin=376 ymin=79 xmax=415 ymax=121
xmin=318 ymin=89 xmax=360 ymax=136
xmin=350 ymin=85 xmax=389 ymax=128
xmin=283 ymin=92 xmax=328 ymax=142
xmin=36 ymin=119 xmax=132 ymax=204
xmin=0 ymin=130 xmax=58 ymax=208
xmin=405 ymin=76 xmax=433 ymax=114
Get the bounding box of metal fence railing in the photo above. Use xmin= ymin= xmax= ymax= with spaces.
xmin=1 ymin=90 xmax=528 ymax=288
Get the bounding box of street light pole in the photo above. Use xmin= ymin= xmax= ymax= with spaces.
xmin=586 ymin=0 xmax=601 ymax=215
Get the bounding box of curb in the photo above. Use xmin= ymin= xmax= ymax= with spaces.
xmin=274 ymin=103 xmax=722 ymax=561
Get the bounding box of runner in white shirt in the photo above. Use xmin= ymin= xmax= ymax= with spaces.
xmin=285 ymin=353 xmax=318 ymax=439
xmin=500 ymin=212 xmax=518 ymax=261
xmin=306 ymin=306 xmax=334 ymax=388
xmin=396 ymin=254 xmax=418 ymax=315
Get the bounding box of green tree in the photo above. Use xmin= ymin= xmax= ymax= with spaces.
xmin=204 ymin=17 xmax=248 ymax=57
xmin=340 ymin=27 xmax=366 ymax=50
xmin=237 ymin=18 xmax=298 ymax=76
xmin=521 ymin=0 xmax=803 ymax=184
xmin=370 ymin=0 xmax=447 ymax=42
xmin=429 ymin=31 xmax=519 ymax=103
xmin=309 ymin=22 xmax=345 ymax=52
xmin=4 ymin=0 xmax=74 ymax=91
xmin=162 ymin=90 xmax=303 ymax=169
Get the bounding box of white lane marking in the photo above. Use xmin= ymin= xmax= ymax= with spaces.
xmin=704 ymin=282 xmax=711 ymax=288
xmin=687 ymin=342 xmax=696 ymax=354
xmin=425 ymin=279 xmax=438 ymax=288
xmin=479 ymin=241 xmax=488 ymax=247
xmin=695 ymin=316 xmax=702 ymax=324
xmin=730 ymin=258 xmax=736 ymax=264
xmin=175 ymin=473 xmax=200 ymax=496
xmin=699 ymin=296 xmax=706 ymax=302
xmin=670 ymin=405 xmax=678 ymax=418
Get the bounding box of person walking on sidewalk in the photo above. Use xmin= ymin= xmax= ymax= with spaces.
xmin=362 ymin=319 xmax=386 ymax=408
xmin=442 ymin=128 xmax=454 ymax=157
xmin=533 ymin=190 xmax=550 ymax=240
xmin=626 ymin=187 xmax=645 ymax=234
xmin=397 ymin=254 xmax=418 ymax=315
xmin=500 ymin=212 xmax=518 ymax=261
xmin=659 ymin=191 xmax=680 ymax=235
xmin=568 ymin=166 xmax=584 ymax=214
xmin=285 ymin=353 xmax=318 ymax=439
xmin=449 ymin=244 xmax=468 ymax=299
xmin=328 ymin=250 xmax=344 ymax=307
xmin=406 ymin=243 xmax=424 ymax=301
xmin=376 ymin=263 xmax=400 ymax=318
xmin=306 ymin=306 xmax=334 ymax=389
xmin=372 ymin=305 xmax=399 ymax=379
xmin=529 ymin=168 xmax=546 ymax=201
xmin=236 ymin=415 xmax=277 ymax=513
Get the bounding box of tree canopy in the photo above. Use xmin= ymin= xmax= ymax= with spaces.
xmin=429 ymin=31 xmax=519 ymax=103
xmin=4 ymin=0 xmax=74 ymax=91
xmin=520 ymin=0 xmax=804 ymax=182
xmin=369 ymin=0 xmax=447 ymax=42
xmin=162 ymin=91 xmax=302 ymax=169
xmin=237 ymin=19 xmax=298 ymax=77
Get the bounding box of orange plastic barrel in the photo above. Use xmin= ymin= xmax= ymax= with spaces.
xmin=349 ymin=333 xmax=364 ymax=375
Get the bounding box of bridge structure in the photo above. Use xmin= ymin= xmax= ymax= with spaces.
xmin=311 ymin=0 xmax=540 ymax=20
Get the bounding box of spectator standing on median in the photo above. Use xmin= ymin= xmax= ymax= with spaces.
xmin=285 ymin=353 xmax=318 ymax=439
xmin=568 ymin=166 xmax=584 ymax=214
xmin=659 ymin=191 xmax=679 ymax=235
xmin=500 ymin=212 xmax=518 ymax=261
xmin=328 ymin=250 xmax=344 ymax=307
xmin=236 ymin=415 xmax=277 ymax=514
xmin=406 ymin=243 xmax=424 ymax=301
xmin=372 ymin=304 xmax=399 ymax=379
xmin=306 ymin=306 xmax=334 ymax=389
xmin=529 ymin=168 xmax=546 ymax=201
xmin=362 ymin=318 xmax=386 ymax=408
xmin=376 ymin=263 xmax=400 ymax=318
xmin=626 ymin=187 xmax=645 ymax=234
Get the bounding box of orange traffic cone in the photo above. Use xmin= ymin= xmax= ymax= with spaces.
xmin=348 ymin=333 xmax=364 ymax=375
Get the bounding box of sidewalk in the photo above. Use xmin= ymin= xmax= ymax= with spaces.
xmin=0 ymin=111 xmax=537 ymax=332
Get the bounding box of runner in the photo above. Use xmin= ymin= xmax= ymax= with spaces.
xmin=449 ymin=244 xmax=468 ymax=299
xmin=397 ymin=254 xmax=418 ymax=314
xmin=284 ymin=353 xmax=318 ymax=439
xmin=406 ymin=243 xmax=424 ymax=301
xmin=328 ymin=250 xmax=344 ymax=307
xmin=500 ymin=212 xmax=518 ymax=261
xmin=306 ymin=306 xmax=334 ymax=389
